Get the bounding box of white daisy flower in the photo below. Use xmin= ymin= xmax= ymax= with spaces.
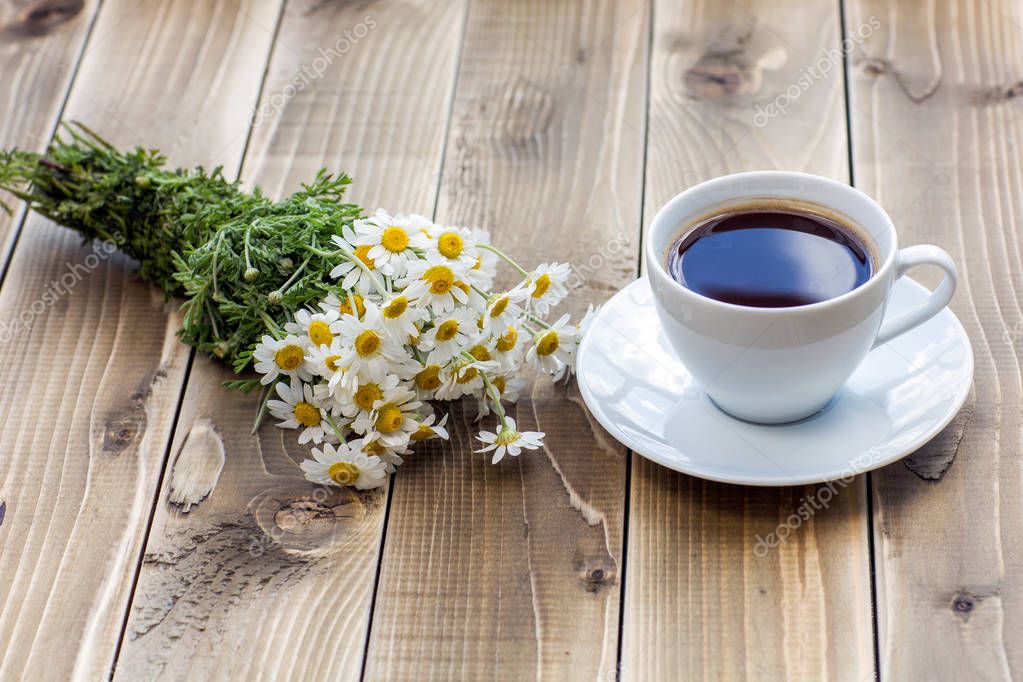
xmin=352 ymin=384 xmax=422 ymax=448
xmin=409 ymin=412 xmax=450 ymax=443
xmin=475 ymin=417 xmax=545 ymax=464
xmin=489 ymin=323 xmax=525 ymax=370
xmin=525 ymin=262 xmax=572 ymax=315
xmin=285 ymin=308 xmax=341 ymax=348
xmin=417 ymin=307 xmax=477 ymax=364
xmin=330 ymin=225 xmax=384 ymax=295
xmin=300 ymin=441 xmax=388 ymax=490
xmin=304 ymin=341 xmax=348 ymax=394
xmin=335 ymin=303 xmax=405 ymax=384
xmin=402 ymin=251 xmax=470 ymax=313
xmin=435 ymin=356 xmax=499 ymax=401
xmin=267 ymin=378 xmax=336 ymax=445
xmin=426 ymin=224 xmax=477 ymax=267
xmin=349 ymin=436 xmax=410 ymax=473
xmin=525 ymin=314 xmax=579 ymax=380
xmin=334 ymin=365 xmax=401 ymax=419
xmin=353 ymin=209 xmax=432 ymax=278
xmin=379 ymin=293 xmax=425 ymax=341
xmin=252 ymin=334 xmax=313 ymax=385
xmin=481 ymin=286 xmax=528 ymax=335
xmin=412 ymin=362 xmax=445 ymax=400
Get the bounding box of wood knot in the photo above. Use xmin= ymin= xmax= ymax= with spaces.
xmin=7 ymin=0 xmax=83 ymax=36
xmin=951 ymin=591 xmax=975 ymax=621
xmin=102 ymin=407 xmax=146 ymax=454
xmin=249 ymin=485 xmax=368 ymax=558
xmin=469 ymin=78 xmax=555 ymax=152
xmin=684 ymin=51 xmax=752 ymax=99
xmin=861 ymin=58 xmax=888 ymax=76
xmin=579 ymin=561 xmax=615 ymax=593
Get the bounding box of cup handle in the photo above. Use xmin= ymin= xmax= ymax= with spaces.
xmin=872 ymin=244 xmax=957 ymax=349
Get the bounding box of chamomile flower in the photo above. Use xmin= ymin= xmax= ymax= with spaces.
xmin=335 ymin=303 xmax=405 ymax=382
xmin=526 ymin=314 xmax=579 ymax=380
xmin=353 ymin=209 xmax=432 ymax=278
xmin=418 ymin=307 xmax=476 ymax=363
xmin=378 ymin=293 xmax=425 ymax=340
xmin=410 ymin=412 xmax=449 ymax=442
xmin=330 ymin=225 xmax=383 ymax=295
xmin=403 ymin=251 xmax=470 ymax=313
xmin=353 ymin=384 xmax=422 ymax=448
xmin=268 ymin=378 xmax=336 ymax=445
xmin=525 ymin=262 xmax=571 ymax=314
xmin=475 ymin=417 xmax=545 ymax=464
xmin=412 ymin=362 xmax=445 ymax=399
xmin=253 ymin=334 xmax=313 ymax=385
xmin=427 ymin=224 xmax=477 ymax=267
xmin=435 ymin=356 xmax=499 ymax=400
xmin=304 ymin=341 xmax=348 ymax=393
xmin=481 ymin=286 xmax=528 ymax=335
xmin=300 ymin=441 xmax=388 ymax=490
xmin=285 ymin=308 xmax=341 ymax=348
xmin=334 ymin=366 xmax=401 ymax=419
xmin=350 ymin=436 xmax=409 ymax=473
xmin=489 ymin=323 xmax=525 ymax=369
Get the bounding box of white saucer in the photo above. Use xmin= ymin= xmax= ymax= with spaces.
xmin=576 ymin=277 xmax=974 ymax=486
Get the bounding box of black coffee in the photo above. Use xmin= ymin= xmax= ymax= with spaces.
xmin=667 ymin=205 xmax=872 ymax=307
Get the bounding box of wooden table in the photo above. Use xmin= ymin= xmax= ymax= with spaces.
xmin=0 ymin=0 xmax=1011 ymax=679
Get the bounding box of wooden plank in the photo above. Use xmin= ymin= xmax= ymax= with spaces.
xmin=114 ymin=1 xmax=467 ymax=679
xmin=0 ymin=0 xmax=99 ymax=256
xmin=621 ymin=1 xmax=875 ymax=680
xmin=846 ymin=0 xmax=1022 ymax=678
xmin=363 ymin=1 xmax=648 ymax=679
xmin=0 ymin=1 xmax=280 ymax=679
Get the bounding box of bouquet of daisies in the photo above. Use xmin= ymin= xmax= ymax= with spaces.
xmin=256 ymin=211 xmax=589 ymax=490
xmin=0 ymin=125 xmax=594 ymax=491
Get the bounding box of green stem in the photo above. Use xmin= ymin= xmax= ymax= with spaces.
xmin=259 ymin=311 xmax=284 ymax=338
xmin=251 ymin=382 xmax=275 ymax=434
xmin=478 ymin=243 xmax=529 ymax=277
xmin=479 ymin=370 xmax=508 ymax=427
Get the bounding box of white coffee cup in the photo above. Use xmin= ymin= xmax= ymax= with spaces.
xmin=645 ymin=171 xmax=957 ymax=424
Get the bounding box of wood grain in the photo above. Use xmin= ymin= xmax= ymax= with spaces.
xmin=0 ymin=0 xmax=98 ymax=257
xmin=115 ymin=1 xmax=467 ymax=679
xmin=847 ymin=0 xmax=1023 ymax=677
xmin=621 ymin=1 xmax=875 ymax=679
xmin=363 ymin=1 xmax=647 ymax=679
xmin=0 ymin=0 xmax=279 ymax=679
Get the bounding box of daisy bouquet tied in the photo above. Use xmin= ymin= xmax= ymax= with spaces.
xmin=0 ymin=124 xmax=595 ymax=490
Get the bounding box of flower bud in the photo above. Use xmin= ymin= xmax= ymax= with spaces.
xmin=212 ymin=342 xmax=230 ymax=358
xmin=278 ymin=257 xmax=294 ymax=272
xmin=268 ymin=290 xmax=283 ymax=305
xmin=244 ymin=267 xmax=260 ymax=282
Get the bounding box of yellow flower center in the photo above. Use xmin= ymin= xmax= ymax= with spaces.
xmin=493 ymin=375 xmax=506 ymax=395
xmin=375 ymin=404 xmax=405 ymax=433
xmin=381 ymin=226 xmax=410 ymax=253
xmin=457 ymin=365 xmax=478 ymax=384
xmin=308 ymin=320 xmax=333 ymax=346
xmin=383 ymin=296 xmax=409 ymax=319
xmin=472 ymin=255 xmax=482 ymax=270
xmin=363 ymin=439 xmax=386 ymax=456
xmin=274 ymin=344 xmax=304 ymax=371
xmin=437 ymin=232 xmax=463 ymax=258
xmin=293 ymin=402 xmax=321 ymax=427
xmin=469 ymin=344 xmax=491 ymax=362
xmin=496 ymin=326 xmax=518 ymax=352
xmin=354 ymin=383 xmax=383 ymax=410
xmin=324 ymin=355 xmax=342 ymax=372
xmin=489 ymin=296 xmax=509 ymax=318
xmin=354 ymin=245 xmax=376 ymax=269
xmin=354 ymin=330 xmax=381 ymax=356
xmin=435 ymin=319 xmax=460 ymax=342
xmin=536 ymin=330 xmax=559 ymax=356
xmin=423 ymin=265 xmax=455 ymax=294
xmin=495 ymin=429 xmax=522 ymax=447
xmin=415 ymin=365 xmax=442 ymax=391
xmin=532 ymin=273 xmax=551 ymax=299
xmin=338 ymin=293 xmax=366 ymax=318
xmin=410 ymin=424 xmax=435 ymax=441
xmin=328 ymin=461 xmax=360 ymax=486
